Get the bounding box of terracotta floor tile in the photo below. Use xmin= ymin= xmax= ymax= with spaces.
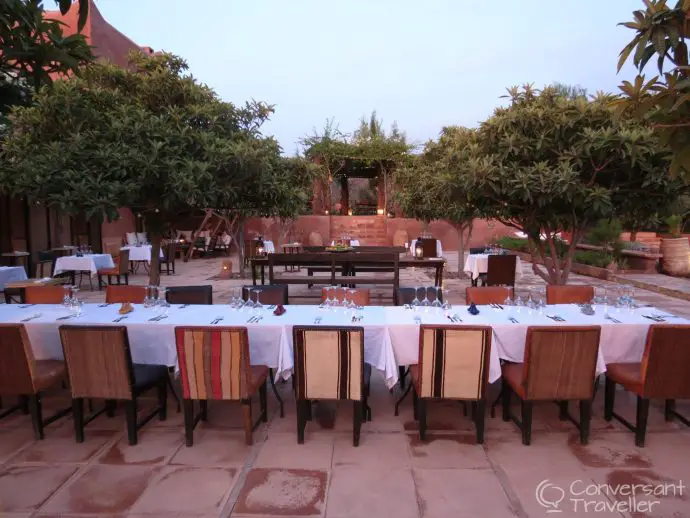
xmin=10 ymin=428 xmax=117 ymax=464
xmin=486 ymin=431 xmax=588 ymax=474
xmin=0 ymin=465 xmax=77 ymax=512
xmin=413 ymin=468 xmax=518 ymax=518
xmin=326 ymin=466 xmax=418 ymax=518
xmin=406 ymin=433 xmax=490 ymax=469
xmin=254 ymin=433 xmax=333 ymax=470
xmin=332 ymin=433 xmax=410 ymax=468
xmin=233 ymin=468 xmax=327 ymax=516
xmin=131 ymin=466 xmax=237 ymax=515
xmin=39 ymin=465 xmax=160 ymax=514
xmin=170 ymin=429 xmax=252 ymax=467
xmin=0 ymin=426 xmax=35 ymax=464
xmin=97 ymin=429 xmax=183 ymax=465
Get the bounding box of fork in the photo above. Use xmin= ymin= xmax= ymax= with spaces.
xmin=509 ymin=317 xmax=519 ymax=323
xmin=210 ymin=316 xmax=224 ymax=324
xmin=605 ymin=314 xmax=621 ymax=324
xmin=21 ymin=314 xmax=41 ymax=323
xmin=56 ymin=314 xmax=76 ymax=321
xmin=98 ymin=303 xmax=112 ymax=308
xmin=643 ymin=315 xmax=665 ymax=322
xmin=113 ymin=316 xmax=128 ymax=322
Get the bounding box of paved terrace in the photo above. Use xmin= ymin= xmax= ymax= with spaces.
xmin=1 ymin=253 xmax=689 ymax=517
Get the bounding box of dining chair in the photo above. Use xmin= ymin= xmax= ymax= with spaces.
xmin=24 ymin=285 xmax=66 ymax=304
xmin=293 ymin=326 xmax=370 ymax=446
xmin=97 ymin=249 xmax=130 ymax=289
xmin=410 ymin=326 xmax=492 ymax=443
xmin=105 ymin=285 xmax=147 ymax=304
xmin=160 ymin=241 xmax=176 ymax=275
xmin=484 ymin=255 xmax=517 ymax=286
xmin=420 ymin=238 xmax=438 ymax=258
xmin=501 ymin=326 xmax=601 ymax=445
xmin=166 ymin=285 xmax=213 ymax=305
xmin=35 ymin=250 xmax=56 ymax=278
xmin=59 ymin=325 xmax=168 ymax=445
xmin=243 ymin=240 xmax=259 ymax=267
xmin=396 ymin=287 xmax=443 ymax=306
xmin=546 ymin=285 xmax=594 ymax=305
xmin=175 ymin=326 xmax=268 ymax=446
xmin=465 ymin=287 xmax=514 ymax=305
xmin=605 ymin=324 xmax=690 ymax=446
xmin=321 ymin=287 xmax=370 ymax=306
xmin=241 ymin=285 xmax=288 ymax=306
xmin=0 ymin=324 xmax=71 ymax=439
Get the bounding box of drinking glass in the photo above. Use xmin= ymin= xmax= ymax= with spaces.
xmin=62 ymin=285 xmax=71 ymax=307
xmin=431 ymin=287 xmax=443 ymax=311
xmin=347 ymin=289 xmax=357 ymax=311
xmin=411 ymin=287 xmax=421 ymax=309
xmin=421 ymin=288 xmax=431 ymax=312
xmin=158 ymin=288 xmax=169 ymax=315
xmin=325 ymin=286 xmax=336 ymax=309
xmin=253 ymin=289 xmax=264 ymax=313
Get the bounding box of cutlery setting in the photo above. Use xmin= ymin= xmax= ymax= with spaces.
xmin=605 ymin=314 xmax=621 ymax=324
xmin=21 ymin=314 xmax=41 ymax=322
xmin=546 ymin=314 xmax=565 ymax=322
xmin=351 ymin=315 xmax=363 ymax=322
xmin=148 ymin=315 xmax=168 ymax=322
xmin=643 ymin=314 xmax=666 ymax=322
xmin=490 ymin=303 xmax=504 ymax=310
xmin=56 ymin=314 xmax=76 ymax=321
xmin=247 ymin=315 xmax=263 ymax=324
xmin=113 ymin=316 xmax=128 ymax=322
xmin=447 ymin=314 xmax=462 ymax=323
xmin=210 ymin=316 xmax=224 ymax=325
xmin=97 ymin=303 xmax=112 ymax=308
xmin=509 ymin=317 xmax=519 ymax=323
xmin=314 ymin=316 xmax=322 ymax=324
xmin=17 ymin=304 xmax=35 ymax=309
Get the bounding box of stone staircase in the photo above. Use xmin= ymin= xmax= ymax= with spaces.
xmin=329 ymin=216 xmax=389 ymax=245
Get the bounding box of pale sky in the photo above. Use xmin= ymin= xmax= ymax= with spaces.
xmin=95 ymin=0 xmax=645 ymax=153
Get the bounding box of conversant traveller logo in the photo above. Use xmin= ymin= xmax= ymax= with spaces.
xmin=535 ymin=478 xmax=685 ymax=514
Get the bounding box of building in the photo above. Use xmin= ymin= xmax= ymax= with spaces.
xmin=0 ymin=0 xmax=146 ymax=274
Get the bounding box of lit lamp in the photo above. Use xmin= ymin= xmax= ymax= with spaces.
xmin=257 ymin=244 xmax=265 ymax=256
xmin=415 ymin=243 xmax=424 ymax=259
xmin=325 ymin=210 xmax=329 ymax=215
xmin=347 ymin=208 xmax=353 ymax=216
xmin=219 ymin=260 xmax=232 ymax=279
xmin=376 ymin=208 xmax=384 ymax=215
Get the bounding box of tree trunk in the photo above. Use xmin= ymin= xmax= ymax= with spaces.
xmin=237 ymin=218 xmax=246 ymax=278
xmin=529 ymin=232 xmax=580 ymax=285
xmin=454 ymin=221 xmax=473 ymax=276
xmin=148 ymin=233 xmax=162 ymax=286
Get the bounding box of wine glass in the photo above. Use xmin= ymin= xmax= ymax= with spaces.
xmin=411 ymin=286 xmax=421 ymax=309
xmin=62 ymin=285 xmax=71 ymax=307
xmin=339 ymin=287 xmax=348 ymax=309
xmin=325 ymin=286 xmax=335 ymax=309
xmin=431 ymin=287 xmax=443 ymax=311
xmin=253 ymin=289 xmax=264 ymax=313
xmin=347 ymin=289 xmax=357 ymax=311
xmin=421 ymin=288 xmax=431 ymax=312
xmin=158 ymin=288 xmax=169 ymax=315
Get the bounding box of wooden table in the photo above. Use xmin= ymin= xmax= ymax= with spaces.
xmin=3 ymin=277 xmax=68 ymax=304
xmin=51 ymin=246 xmax=77 ymax=257
xmin=1 ymin=251 xmax=30 ymax=268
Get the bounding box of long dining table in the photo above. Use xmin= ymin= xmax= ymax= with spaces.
xmin=0 ymin=303 xmax=684 ymax=390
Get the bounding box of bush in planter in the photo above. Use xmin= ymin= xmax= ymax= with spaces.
xmin=575 ymin=250 xmax=614 ymax=269
xmin=665 ymin=215 xmax=683 ymax=238
xmin=496 ymin=236 xmax=530 ymax=252
xmin=586 ymin=218 xmax=624 ymax=263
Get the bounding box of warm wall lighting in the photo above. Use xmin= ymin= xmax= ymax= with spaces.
xmin=376 ymin=208 xmax=385 ymax=215
xmin=324 ymin=210 xmax=329 ymax=215
xmin=347 ymin=209 xmax=353 ymax=216
xmin=415 ymin=244 xmax=423 ymax=259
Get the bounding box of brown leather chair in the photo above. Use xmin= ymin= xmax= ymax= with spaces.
xmin=166 ymin=285 xmax=213 ymax=305
xmin=546 ymin=285 xmax=594 ymax=305
xmin=98 ymin=249 xmax=130 ymax=288
xmin=175 ymin=326 xmax=268 ymax=446
xmin=160 ymin=241 xmax=176 ymax=275
xmin=484 ymin=254 xmax=517 ymax=286
xmin=59 ymin=325 xmax=168 ymax=445
xmin=105 ymin=285 xmax=147 ymax=304
xmin=502 ymin=326 xmax=601 ymax=445
xmin=410 ymin=326 xmax=492 ymax=443
xmin=0 ymin=324 xmax=70 ymax=439
xmin=466 ymin=287 xmax=514 ymax=305
xmin=321 ymin=287 xmax=370 ymax=306
xmin=293 ymin=326 xmax=369 ymax=446
xmin=24 ymin=285 xmax=66 ymax=304
xmin=242 ymin=285 xmax=288 ymax=306
xmin=605 ymin=324 xmax=690 ymax=446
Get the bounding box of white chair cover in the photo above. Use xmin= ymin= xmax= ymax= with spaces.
xmin=125 ymin=232 xmax=138 ymax=246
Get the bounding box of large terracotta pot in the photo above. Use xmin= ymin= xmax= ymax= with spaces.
xmin=660 ymin=237 xmax=690 ymax=276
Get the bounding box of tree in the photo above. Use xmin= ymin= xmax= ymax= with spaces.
xmin=396 ymin=126 xmax=491 ymax=275
xmin=474 ymin=86 xmax=680 ymax=284
xmin=615 ymin=0 xmax=690 ymax=180
xmin=0 ymin=51 xmax=307 ymax=285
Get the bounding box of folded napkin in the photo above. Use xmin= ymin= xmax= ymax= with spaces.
xmin=467 ymin=303 xmax=480 ymax=315
xmin=118 ymin=302 xmax=134 ymax=315
xmin=273 ymin=304 xmax=286 ymax=316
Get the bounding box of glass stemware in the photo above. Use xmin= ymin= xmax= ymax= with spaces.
xmin=431 ymin=287 xmax=443 ymax=311
xmin=253 ymin=289 xmax=264 ymax=313
xmin=411 ymin=286 xmax=421 ymax=309
xmin=421 ymin=288 xmax=431 ymax=312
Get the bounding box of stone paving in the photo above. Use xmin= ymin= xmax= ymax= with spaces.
xmin=2 ymin=253 xmax=690 ymax=517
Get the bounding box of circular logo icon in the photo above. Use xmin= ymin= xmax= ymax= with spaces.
xmin=536 ymin=479 xmax=565 ymax=513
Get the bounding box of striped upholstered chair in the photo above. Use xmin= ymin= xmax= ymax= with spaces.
xmin=0 ymin=324 xmax=71 ymax=439
xmin=175 ymin=326 xmax=268 ymax=446
xmin=546 ymin=285 xmax=594 ymax=305
xmin=59 ymin=325 xmax=169 ymax=445
xmin=409 ymin=326 xmax=492 ymax=443
xmin=605 ymin=325 xmax=690 ymax=446
xmin=501 ymin=326 xmax=601 ymax=445
xmin=293 ymin=326 xmax=369 ymax=446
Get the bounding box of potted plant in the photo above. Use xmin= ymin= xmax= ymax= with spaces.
xmin=660 ymin=215 xmax=690 ymax=276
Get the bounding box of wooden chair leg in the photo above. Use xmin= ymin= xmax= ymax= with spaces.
xmin=241 ymin=399 xmax=253 ymax=445
xmin=200 ymin=400 xmax=208 ymax=421
xmin=183 ymin=400 xmax=195 ymax=447
xmin=521 ymin=401 xmax=533 ymax=446
xmin=398 ymin=366 xmax=406 ymax=390
xmin=635 ymin=396 xmax=650 ymax=447
xmin=105 ymin=399 xmax=116 ymax=418
xmin=353 ymin=401 xmax=362 ymax=447
xmin=580 ymin=399 xmax=592 ymax=445
xmin=73 ymin=398 xmax=85 ymax=443
xmin=296 ymin=399 xmax=306 ymax=444
xmin=558 ymin=401 xmax=568 ymax=421
xmin=418 ymin=398 xmax=427 ymax=441
xmin=268 ymin=369 xmax=284 ymax=418
xmin=475 ymin=399 xmax=486 ymax=444
xmin=604 ymin=376 xmax=615 ymax=421
xmin=19 ymin=395 xmax=29 ymax=415
xmin=124 ymin=398 xmax=138 ymax=446
xmin=27 ymin=394 xmax=44 ymax=440
xmin=501 ymin=385 xmax=511 ymax=422
xmin=665 ymin=399 xmax=675 ymax=422
xmin=259 ymin=380 xmax=268 ymax=423
xmin=412 ymin=388 xmax=418 ymax=421
xmin=157 ymin=379 xmax=168 ymax=421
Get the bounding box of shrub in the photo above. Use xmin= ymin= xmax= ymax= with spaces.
xmin=496 ymin=236 xmax=530 ymax=252
xmin=574 ymin=250 xmax=613 ymax=268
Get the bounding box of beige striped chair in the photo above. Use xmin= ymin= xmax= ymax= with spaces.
xmin=409 ymin=326 xmax=492 ymax=443
xmin=175 ymin=326 xmax=268 ymax=446
xmin=293 ymin=326 xmax=369 ymax=446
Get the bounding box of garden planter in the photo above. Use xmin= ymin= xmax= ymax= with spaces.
xmin=660 ymin=237 xmax=690 ymax=276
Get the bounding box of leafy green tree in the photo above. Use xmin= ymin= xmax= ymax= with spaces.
xmin=0 ymin=51 xmax=310 ymax=284
xmin=396 ymin=127 xmax=491 ymax=274
xmin=475 ymin=86 xmax=680 ymax=284
xmin=615 ymin=0 xmax=690 ymax=179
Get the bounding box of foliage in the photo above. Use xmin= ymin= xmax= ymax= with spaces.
xmin=614 ymin=0 xmax=690 ymax=180
xmin=495 ymin=236 xmax=532 ymax=253
xmin=471 ymin=85 xmax=679 ymax=284
xmin=665 ymin=214 xmax=684 ymax=236
xmin=1 ymin=0 xmax=93 ymax=127
xmin=0 ymin=51 xmax=313 ymax=282
xmin=575 ymin=250 xmax=615 ymax=269
xmin=55 ymin=0 xmax=89 ymax=31
xmin=586 ymin=219 xmax=624 ymax=263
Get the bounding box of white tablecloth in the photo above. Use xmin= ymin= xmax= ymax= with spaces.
xmin=0 ymin=266 xmax=28 ymax=291
xmin=263 ymin=240 xmax=275 ymax=253
xmin=330 ymin=240 xmax=361 ymax=247
xmin=54 ymin=254 xmax=115 ymax=276
xmin=410 ymin=239 xmax=443 ymax=257
xmin=122 ymin=245 xmax=163 ymax=263
xmin=384 ymin=304 xmax=685 ymax=383
xmin=463 ymin=253 xmax=524 ymax=280
xmin=0 ymin=304 xmax=399 ymax=388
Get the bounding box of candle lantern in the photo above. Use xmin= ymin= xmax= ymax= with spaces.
xmin=219 ymin=260 xmax=233 ymax=279
xmin=257 ymin=245 xmax=265 ymax=256
xmin=415 ymin=244 xmax=424 ymax=259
